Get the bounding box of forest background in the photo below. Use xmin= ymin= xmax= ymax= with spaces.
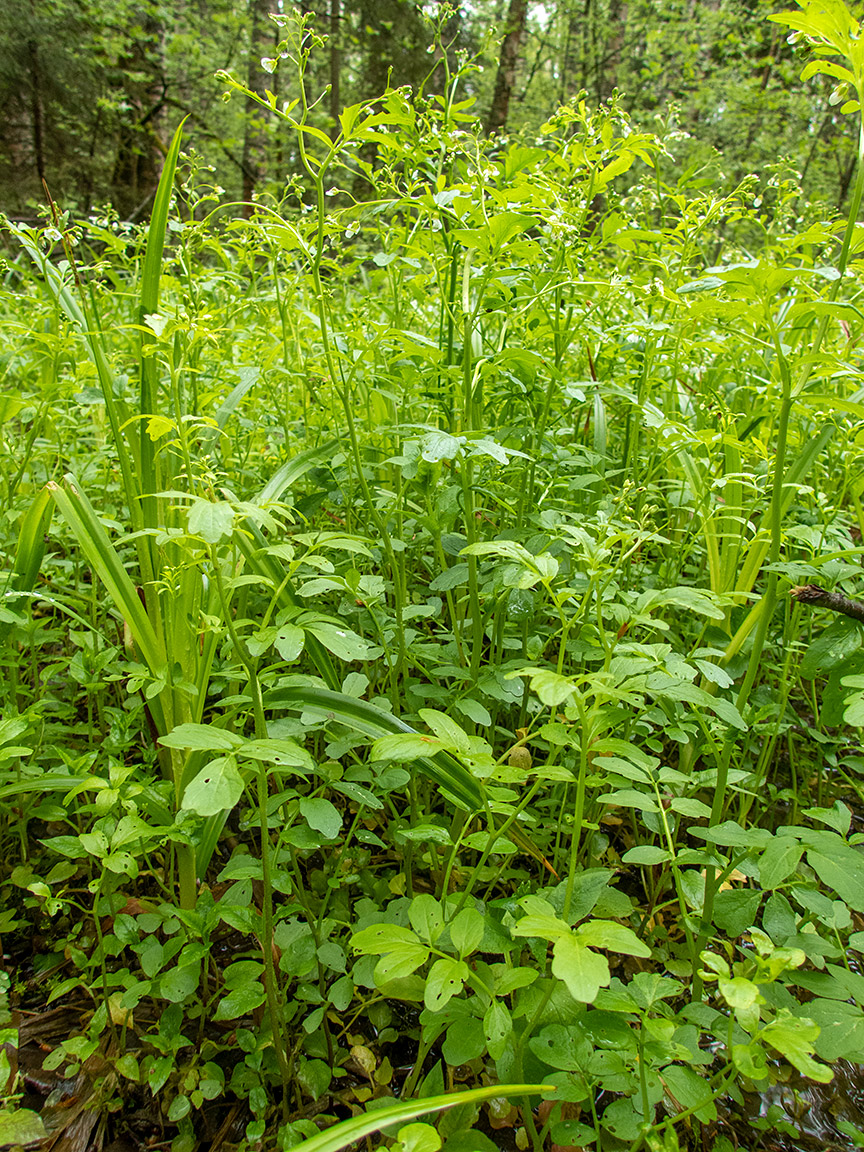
xmin=1 ymin=0 xmax=861 ymax=221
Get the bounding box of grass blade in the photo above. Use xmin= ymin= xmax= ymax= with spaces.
xmin=285 ymin=1084 xmax=553 ymax=1152
xmin=139 ymin=119 xmax=188 ymax=532
xmin=47 ymin=475 xmax=167 ymax=734
xmin=11 ymin=487 xmax=53 ymax=595
xmin=266 ymin=685 xmax=486 ymax=810
xmin=256 ymin=439 xmax=338 ymax=504
xmin=11 ymin=227 xmax=140 ymax=533
xmin=234 ymin=524 xmax=340 ymax=690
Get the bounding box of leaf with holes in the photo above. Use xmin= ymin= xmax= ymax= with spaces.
xmin=425 ymin=957 xmax=470 ymax=1011
xmin=182 ymin=757 xmax=245 ymax=816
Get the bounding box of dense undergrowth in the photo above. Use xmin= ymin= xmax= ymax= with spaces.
xmin=5 ymin=3 xmax=864 ymax=1151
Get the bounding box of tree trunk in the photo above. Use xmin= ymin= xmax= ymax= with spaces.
xmin=486 ymin=0 xmax=529 ymax=134
xmin=110 ymin=7 xmax=165 ymax=219
xmin=241 ymin=0 xmax=272 ymax=213
xmin=558 ymin=0 xmax=579 ymax=105
xmin=598 ymin=0 xmax=626 ymax=100
xmin=329 ymin=0 xmax=341 ymax=136
xmin=27 ymin=38 xmax=45 ymax=185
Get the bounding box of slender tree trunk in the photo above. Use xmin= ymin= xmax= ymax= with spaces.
xmin=559 ymin=1 xmax=579 ymax=104
xmin=486 ymin=0 xmax=529 ymax=134
xmin=27 ymin=38 xmax=45 ymax=185
xmin=329 ymin=0 xmax=341 ymax=136
xmin=242 ymin=0 xmax=271 ymax=213
xmin=111 ymin=7 xmax=165 ymax=219
xmin=598 ymin=0 xmax=626 ymax=100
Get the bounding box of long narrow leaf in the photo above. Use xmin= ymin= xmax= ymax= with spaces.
xmin=266 ymin=685 xmax=552 ymax=870
xmin=234 ymin=525 xmax=340 ymax=690
xmin=257 ymin=439 xmax=338 ymax=505
xmin=139 ymin=119 xmax=188 ymax=533
xmin=11 ymin=487 xmax=53 ymax=594
xmin=12 ymin=228 xmax=140 ymax=533
xmin=47 ymin=475 xmax=168 ymax=734
xmin=286 ymin=1084 xmax=552 ymax=1152
xmin=266 ymin=685 xmax=485 ymax=810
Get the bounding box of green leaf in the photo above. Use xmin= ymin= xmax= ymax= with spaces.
xmin=239 ymin=739 xmax=314 ymax=770
xmin=162 ymin=724 xmax=241 ymax=752
xmin=454 ymin=697 xmax=492 ymax=726
xmin=0 ymin=1109 xmax=47 ymax=1146
xmin=182 ymin=757 xmax=245 ymax=816
xmin=214 ymin=982 xmax=268 ymax=1020
xmin=670 ymin=797 xmax=712 ymax=819
xmin=759 ymin=838 xmax=803 ymax=889
xmin=598 ymin=789 xmax=658 ymax=813
xmin=621 ymin=845 xmax=670 ymax=865
xmin=529 ymin=1024 xmax=590 ymax=1071
xmin=801 ymin=618 xmax=861 ymax=679
xmin=158 ymin=963 xmax=200 ymax=1003
xmin=372 ymin=733 xmax=446 ymax=761
xmin=510 ymin=668 xmax=576 ymax=707
xmin=188 ymin=499 xmax=234 ymax=543
xmin=807 ymin=845 xmax=864 ymax=911
xmin=299 ymin=797 xmax=342 ymax=839
xmin=418 ymin=709 xmax=471 ymax=753
xmin=304 ymin=620 xmax=381 ymax=661
xmin=374 ymin=941 xmax=430 ymax=982
xmin=761 ymin=1011 xmax=832 ymax=1082
xmin=551 ymin=936 xmax=610 ymax=1003
xmin=168 ymin=1095 xmax=191 ymax=1122
xmin=396 ymin=1125 xmax=442 ymax=1152
xmin=409 ymin=895 xmax=444 ymax=944
xmin=276 ymin=1086 xmax=552 ymax=1152
xmin=575 ymin=920 xmax=651 ymax=958
xmin=442 ymin=1017 xmax=486 ymax=1065
xmin=713 ymin=889 xmax=762 ymax=937
xmin=274 ymin=623 xmax=305 ymax=662
xmin=806 ymin=998 xmax=864 ymax=1061
xmin=421 ymin=431 xmax=464 ymax=462
xmin=425 ymin=958 xmax=470 ymax=1011
xmin=662 ymin=1065 xmax=716 ymax=1122
xmin=449 ymin=907 xmax=485 ymax=957
xmin=483 ymin=1000 xmax=513 ymax=1061
xmin=352 ymin=924 xmax=423 ymax=954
